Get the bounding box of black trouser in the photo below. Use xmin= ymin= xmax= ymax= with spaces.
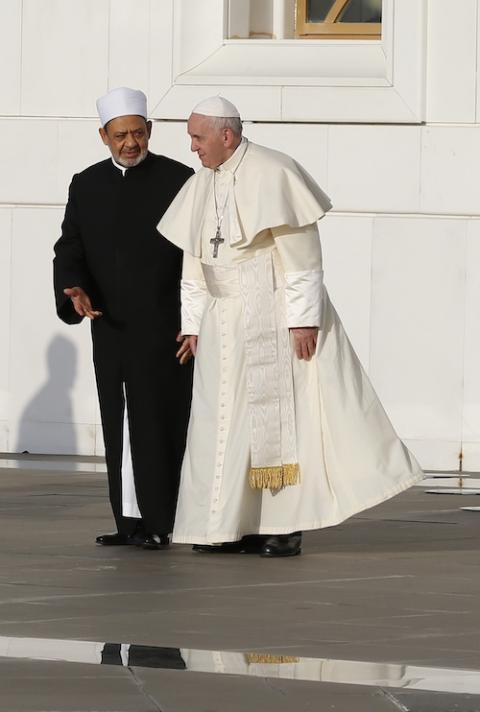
xmin=92 ymin=316 xmax=192 ymax=536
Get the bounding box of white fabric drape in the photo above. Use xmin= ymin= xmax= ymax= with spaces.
xmin=181 ymin=277 xmax=208 ymax=335
xmin=121 ymin=384 xmax=140 ymax=519
xmin=158 ymin=140 xmax=422 ymax=544
xmin=171 ymin=224 xmax=422 ymax=544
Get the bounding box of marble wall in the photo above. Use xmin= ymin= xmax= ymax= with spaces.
xmin=1 ymin=0 xmax=479 ymax=470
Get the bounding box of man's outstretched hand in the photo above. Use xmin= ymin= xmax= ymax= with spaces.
xmin=64 ymin=287 xmax=102 ymax=320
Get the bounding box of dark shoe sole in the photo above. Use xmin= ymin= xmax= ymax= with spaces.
xmin=192 ymin=544 xmax=243 ymax=554
xmin=95 ymin=537 xmax=133 ymax=546
xmin=141 ymin=535 xmax=170 ymax=550
xmin=260 ymin=547 xmax=302 ymax=558
xmin=142 ymin=542 xmax=169 ymax=550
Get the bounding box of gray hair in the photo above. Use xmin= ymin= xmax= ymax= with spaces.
xmin=210 ymin=116 xmax=243 ymax=137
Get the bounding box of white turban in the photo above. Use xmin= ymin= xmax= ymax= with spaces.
xmin=96 ymin=87 xmax=147 ymax=127
xmin=191 ymin=96 xmax=240 ymax=118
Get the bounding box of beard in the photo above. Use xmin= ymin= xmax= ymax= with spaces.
xmin=117 ymin=147 xmax=148 ymax=168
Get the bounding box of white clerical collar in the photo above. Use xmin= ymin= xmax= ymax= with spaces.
xmin=216 ymin=137 xmax=248 ymax=174
xmin=111 ymin=157 xmax=127 ymax=175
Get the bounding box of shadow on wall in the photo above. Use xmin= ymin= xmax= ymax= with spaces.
xmin=15 ymin=335 xmax=78 ymax=454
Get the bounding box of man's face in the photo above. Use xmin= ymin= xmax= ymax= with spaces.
xmin=188 ymin=113 xmax=233 ymax=169
xmin=99 ymin=115 xmax=152 ymax=168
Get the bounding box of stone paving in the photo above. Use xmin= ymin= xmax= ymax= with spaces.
xmin=0 ymin=454 xmax=479 ymax=711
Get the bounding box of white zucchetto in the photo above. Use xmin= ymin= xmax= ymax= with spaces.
xmin=96 ymin=87 xmax=147 ymax=127
xmin=191 ymin=96 xmax=240 ymax=118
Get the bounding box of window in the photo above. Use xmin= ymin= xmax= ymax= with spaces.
xmin=156 ymin=0 xmax=425 ymax=124
xmin=296 ymin=0 xmax=382 ymax=39
xmin=227 ymin=0 xmax=296 ymax=40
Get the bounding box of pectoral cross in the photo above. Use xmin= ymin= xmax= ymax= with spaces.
xmin=210 ymin=226 xmax=224 ymax=258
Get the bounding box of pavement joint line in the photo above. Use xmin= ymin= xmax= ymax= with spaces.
xmin=378 ymin=689 xmax=410 ymax=711
xmin=0 ymin=575 xmax=415 ymax=606
xmin=0 ymin=616 xmax=93 ymax=625
xmin=359 ymin=518 xmax=460 ymax=525
xmin=127 ymin=665 xmax=163 ymax=712
xmin=27 ymin=493 xmax=105 ymax=497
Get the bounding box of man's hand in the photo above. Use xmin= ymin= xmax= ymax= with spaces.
xmin=290 ymin=327 xmax=318 ymax=361
xmin=176 ymin=333 xmax=198 ymax=365
xmin=64 ymin=287 xmax=102 ymax=320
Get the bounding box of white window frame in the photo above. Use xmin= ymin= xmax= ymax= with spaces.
xmin=154 ymin=0 xmax=426 ymax=124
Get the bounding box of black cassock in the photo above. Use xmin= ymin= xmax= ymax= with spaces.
xmin=53 ymin=152 xmax=194 ymax=536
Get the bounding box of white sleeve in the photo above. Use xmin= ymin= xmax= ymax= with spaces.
xmin=272 ymin=223 xmax=324 ymax=329
xmin=181 ymin=253 xmax=208 ymax=335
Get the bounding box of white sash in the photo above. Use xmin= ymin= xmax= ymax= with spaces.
xmin=203 ymin=252 xmax=299 ymax=489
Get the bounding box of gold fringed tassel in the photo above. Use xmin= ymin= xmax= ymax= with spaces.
xmin=249 ymin=463 xmax=300 ymax=490
xmin=245 ymin=654 xmax=300 ymax=665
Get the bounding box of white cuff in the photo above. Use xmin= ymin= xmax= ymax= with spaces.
xmin=284 ymin=269 xmax=324 ymax=328
xmin=181 ymin=279 xmax=207 ymax=335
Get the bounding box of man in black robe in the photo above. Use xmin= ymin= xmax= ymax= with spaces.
xmin=53 ymin=87 xmax=194 ymax=549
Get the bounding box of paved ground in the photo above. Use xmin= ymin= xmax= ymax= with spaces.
xmin=0 ymin=454 xmax=479 ymax=711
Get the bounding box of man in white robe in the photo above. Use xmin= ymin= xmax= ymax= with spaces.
xmin=158 ymin=96 xmax=422 ymax=557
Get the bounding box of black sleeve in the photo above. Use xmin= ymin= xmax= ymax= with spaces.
xmin=53 ymin=175 xmax=91 ymax=325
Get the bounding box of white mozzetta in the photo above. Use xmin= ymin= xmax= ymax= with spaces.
xmin=421 ymin=127 xmax=480 ymax=217
xmin=462 ymin=220 xmax=480 ymax=470
xmin=370 ymin=217 xmax=467 ymax=469
xmin=156 ymin=0 xmax=427 ymax=123
xmin=320 ymin=214 xmax=373 ymax=371
xmin=21 ymin=0 xmax=109 ymax=117
xmin=327 ymin=125 xmax=422 ymax=213
xmin=427 ymin=0 xmax=477 ymax=123
xmin=0 ymin=0 xmax=22 ymax=115
xmin=10 ymin=209 xmax=96 ymax=454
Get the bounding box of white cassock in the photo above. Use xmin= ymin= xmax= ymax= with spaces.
xmin=158 ymin=138 xmax=422 ymax=545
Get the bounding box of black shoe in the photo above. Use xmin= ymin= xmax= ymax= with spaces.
xmin=260 ymin=532 xmax=302 ymax=558
xmin=141 ymin=534 xmax=170 ymax=550
xmin=192 ymin=535 xmax=268 ymax=554
xmin=95 ymin=532 xmax=133 ymax=546
xmin=192 ymin=541 xmax=245 ymax=553
xmin=239 ymin=534 xmax=268 ymax=554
